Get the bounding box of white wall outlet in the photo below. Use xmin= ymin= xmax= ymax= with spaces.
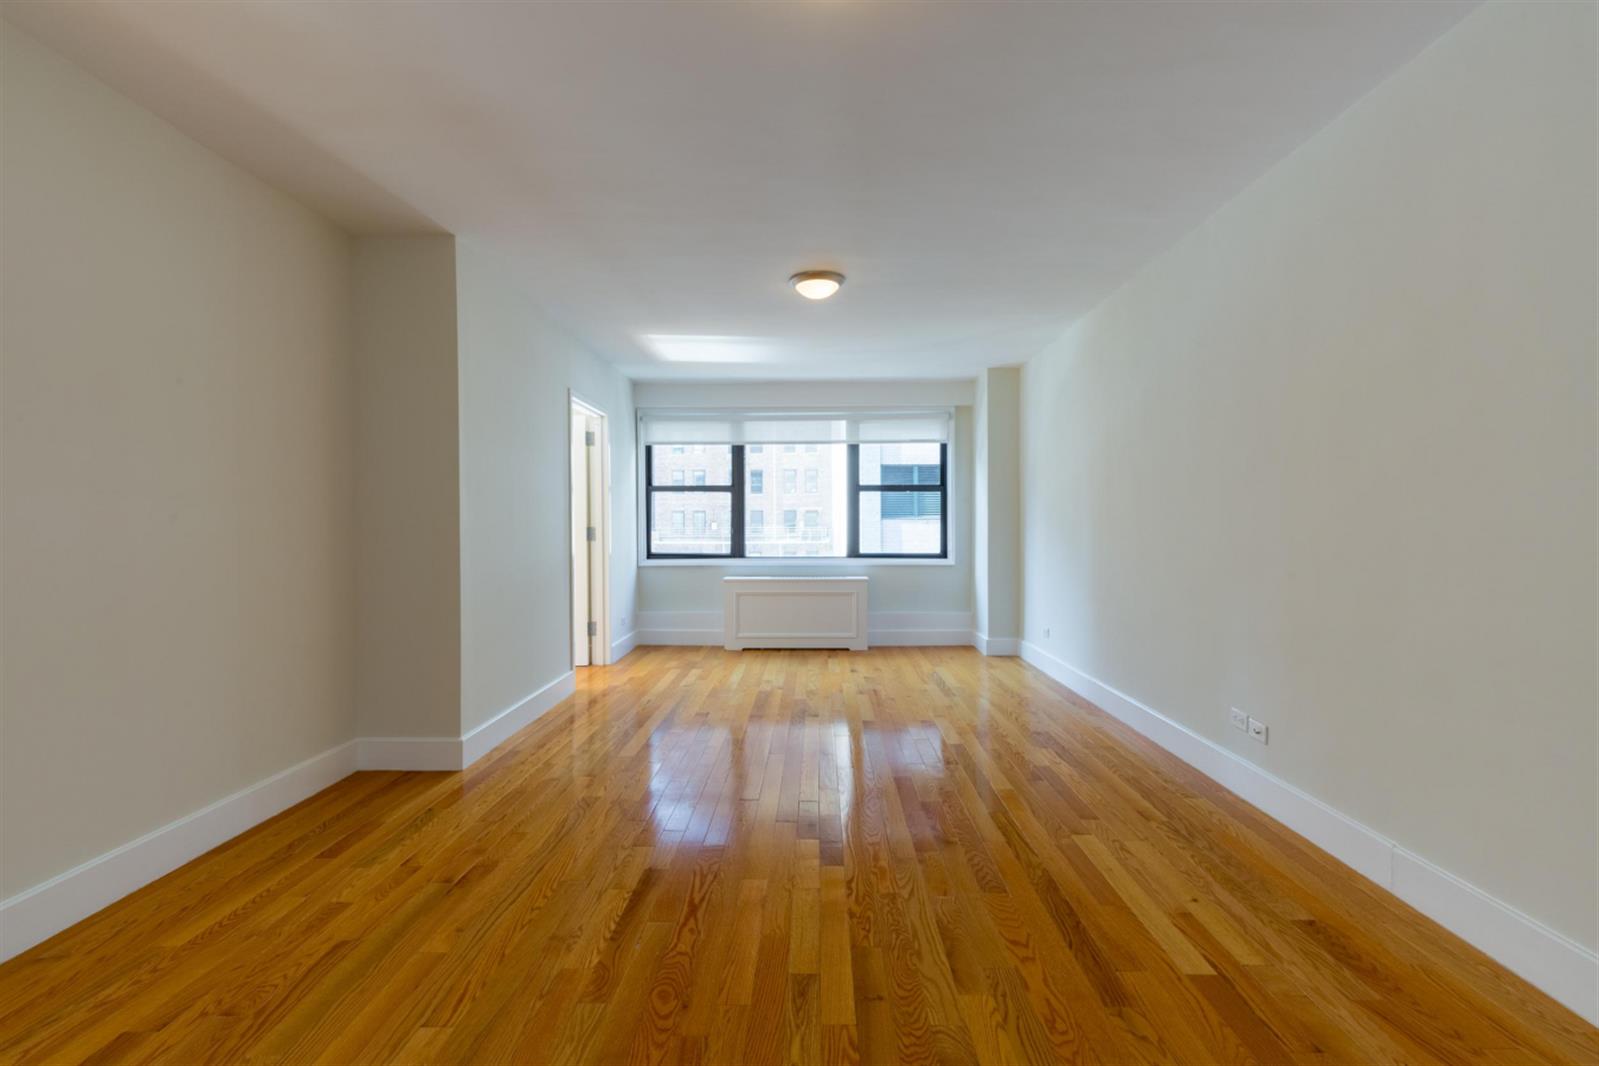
xmin=1229 ymin=707 xmax=1249 ymax=732
xmin=1247 ymin=716 xmax=1268 ymax=744
xmin=1042 ymin=626 xmax=1051 ymax=638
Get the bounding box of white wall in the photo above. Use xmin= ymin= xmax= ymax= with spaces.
xmin=1021 ymin=0 xmax=1596 ymax=955
xmin=455 ymin=241 xmax=637 ymax=732
xmin=634 ymin=388 xmax=975 ymax=638
xmin=353 ymin=237 xmax=461 ymax=739
xmin=974 ymin=367 xmax=1021 ymax=649
xmin=0 ymin=21 xmax=357 ymax=896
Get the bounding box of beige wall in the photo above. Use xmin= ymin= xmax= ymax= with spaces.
xmin=1 ymin=22 xmax=357 ymax=895
xmin=353 ymin=237 xmax=461 ymax=739
xmin=1021 ymin=0 xmax=1596 ymax=948
xmin=455 ymin=240 xmax=637 ymax=733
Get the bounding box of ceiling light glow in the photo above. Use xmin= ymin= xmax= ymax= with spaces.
xmin=790 ymin=270 xmax=844 ymax=300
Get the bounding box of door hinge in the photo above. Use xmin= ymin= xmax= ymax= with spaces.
xmin=586 ymin=526 xmax=597 ymax=542
xmin=587 ymin=620 xmax=598 ymax=637
xmin=585 ymin=430 xmax=596 ymax=446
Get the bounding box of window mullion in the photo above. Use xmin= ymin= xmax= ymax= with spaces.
xmin=732 ymin=446 xmax=746 ymax=558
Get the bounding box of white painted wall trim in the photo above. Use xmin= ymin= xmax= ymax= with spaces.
xmin=637 ymin=609 xmax=979 ymax=648
xmin=636 ymin=610 xmax=724 ymax=646
xmin=460 ymin=671 xmax=575 ymax=767
xmin=973 ymin=633 xmax=1020 ymax=656
xmin=1017 ymin=641 xmax=1599 ymax=1025
xmin=611 ymin=629 xmax=639 ymax=660
xmin=0 ymin=739 xmax=358 ymax=961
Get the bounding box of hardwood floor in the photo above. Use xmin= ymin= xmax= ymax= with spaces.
xmin=0 ymin=646 xmax=1593 ymax=1065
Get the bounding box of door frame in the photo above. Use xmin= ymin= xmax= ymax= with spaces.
xmin=568 ymin=390 xmax=611 ymax=666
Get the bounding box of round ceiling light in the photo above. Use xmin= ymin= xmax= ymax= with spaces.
xmin=790 ymin=270 xmax=844 ymax=300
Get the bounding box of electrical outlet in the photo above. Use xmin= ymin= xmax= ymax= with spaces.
xmin=1229 ymin=707 xmax=1248 ymax=732
xmin=1042 ymin=626 xmax=1051 ymax=639
xmin=1247 ymin=717 xmax=1268 ymax=744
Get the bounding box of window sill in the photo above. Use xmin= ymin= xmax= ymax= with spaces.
xmin=639 ymin=556 xmax=955 ymax=568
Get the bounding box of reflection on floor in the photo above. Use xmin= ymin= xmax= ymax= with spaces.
xmin=1 ymin=646 xmax=1594 ymax=1064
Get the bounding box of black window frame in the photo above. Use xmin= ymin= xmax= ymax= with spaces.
xmin=644 ymin=445 xmax=743 ymax=559
xmin=645 ymin=442 xmax=947 ymax=560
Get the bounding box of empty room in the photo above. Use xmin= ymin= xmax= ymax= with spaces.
xmin=0 ymin=1 xmax=1595 ymax=1063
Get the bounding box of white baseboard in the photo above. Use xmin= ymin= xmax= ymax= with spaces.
xmin=610 ymin=629 xmax=639 ymax=660
xmin=636 ymin=610 xmax=723 ymax=645
xmin=0 ymin=740 xmax=358 ymax=961
xmin=637 ymin=609 xmax=977 ymax=648
xmin=1017 ymin=641 xmax=1599 ymax=1025
xmin=973 ymin=633 xmax=1020 ymax=656
xmin=460 ymin=671 xmax=575 ymax=767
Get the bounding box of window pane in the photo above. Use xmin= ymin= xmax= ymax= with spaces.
xmin=651 ymin=492 xmax=731 ymax=554
xmin=651 ymin=445 xmax=731 ymax=486
xmin=745 ymin=443 xmax=847 ymax=557
xmin=860 ymin=442 xmax=942 ymax=486
xmin=859 ymin=490 xmax=943 ymax=555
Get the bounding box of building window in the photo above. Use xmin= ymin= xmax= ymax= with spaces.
xmin=645 ymin=444 xmax=736 ymax=557
xmin=644 ymin=436 xmax=946 ymax=560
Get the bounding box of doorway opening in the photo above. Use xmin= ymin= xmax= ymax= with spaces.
xmin=569 ymin=393 xmax=610 ymax=667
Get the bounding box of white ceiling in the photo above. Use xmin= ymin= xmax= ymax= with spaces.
xmin=7 ymin=1 xmax=1475 ymax=381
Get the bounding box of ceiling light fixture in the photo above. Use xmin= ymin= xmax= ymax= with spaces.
xmin=790 ymin=270 xmax=844 ymax=300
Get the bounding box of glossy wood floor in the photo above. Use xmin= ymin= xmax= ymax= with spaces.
xmin=1 ymin=647 xmax=1594 ymax=1065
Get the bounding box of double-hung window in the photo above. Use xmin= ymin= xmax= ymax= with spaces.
xmin=643 ymin=408 xmax=949 ymax=560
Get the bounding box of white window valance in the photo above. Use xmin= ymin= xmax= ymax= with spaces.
xmin=638 ymin=408 xmax=951 ymax=446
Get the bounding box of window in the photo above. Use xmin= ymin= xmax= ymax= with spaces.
xmin=646 ymin=444 xmax=736 ymax=556
xmin=642 ymin=410 xmax=948 ymax=560
xmin=855 ymin=443 xmax=945 ymax=556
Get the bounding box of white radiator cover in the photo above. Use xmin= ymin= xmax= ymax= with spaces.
xmin=722 ymin=576 xmax=869 ymax=650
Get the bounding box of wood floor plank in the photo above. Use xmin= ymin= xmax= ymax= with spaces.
xmin=0 ymin=645 xmax=1592 ymax=1065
